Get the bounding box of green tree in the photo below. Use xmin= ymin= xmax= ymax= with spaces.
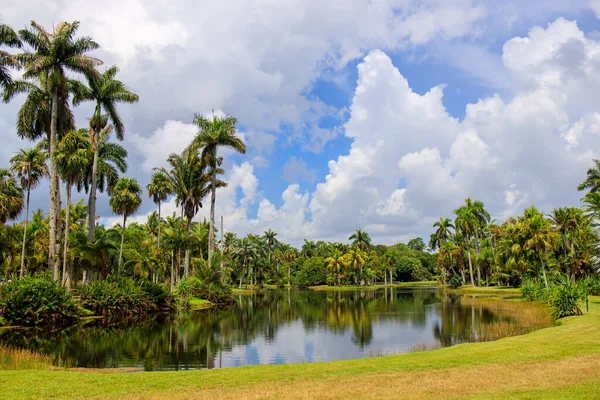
xmin=188 ymin=113 xmax=247 ymax=263
xmin=263 ymin=229 xmax=279 ymax=266
xmin=71 ymin=66 xmax=138 ymax=240
xmin=325 ymin=249 xmax=347 ymax=286
xmin=55 ymin=129 xmax=91 ymax=287
xmin=522 ymin=207 xmax=558 ymax=288
xmin=349 ymin=228 xmax=371 ymax=250
xmin=146 ymin=171 xmax=172 ymax=249
xmin=9 ymin=147 xmax=47 ymax=277
xmin=429 ymin=217 xmax=454 ymax=250
xmin=109 ymin=177 xmax=142 ymax=280
xmin=0 ymin=168 xmax=23 ymax=224
xmin=578 ymin=159 xmax=600 ymax=193
xmin=0 ymin=24 xmax=22 ymax=88
xmin=18 ymin=21 xmax=101 ymax=280
xmin=407 ymin=237 xmax=426 ymax=252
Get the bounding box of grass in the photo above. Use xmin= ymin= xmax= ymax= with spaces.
xmin=189 ymin=298 xmax=212 ymax=310
xmin=3 ymin=293 xmax=600 ymax=399
xmin=0 ymin=346 xmax=54 ymax=371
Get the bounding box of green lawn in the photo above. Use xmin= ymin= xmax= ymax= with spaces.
xmin=2 ymin=295 xmax=599 ymax=399
xmin=189 ymin=298 xmax=212 ymax=310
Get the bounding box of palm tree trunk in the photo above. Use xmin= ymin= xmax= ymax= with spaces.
xmin=466 ymin=240 xmax=475 ymax=286
xmin=208 ymin=168 xmax=216 ymax=263
xmin=117 ymin=214 xmax=126 ymax=280
xmin=62 ymin=183 xmax=72 ymax=288
xmin=184 ymin=217 xmax=192 ymax=278
xmin=20 ymin=183 xmax=31 ymax=278
xmin=87 ymin=109 xmax=101 ymax=241
xmin=474 ymin=231 xmax=481 ymax=286
xmin=170 ymin=250 xmax=174 ymax=292
xmin=157 ymin=200 xmax=161 ymax=249
xmin=48 ymin=87 xmax=59 ymax=281
xmin=539 ymin=253 xmax=549 ymax=288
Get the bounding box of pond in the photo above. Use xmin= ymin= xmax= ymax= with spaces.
xmin=1 ymin=287 xmax=516 ymax=370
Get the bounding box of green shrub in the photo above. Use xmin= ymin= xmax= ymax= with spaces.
xmin=176 ymin=277 xmax=203 ymax=308
xmin=548 ymin=277 xmax=586 ymax=319
xmin=0 ymin=276 xmax=80 ymax=327
xmin=193 ymin=282 xmax=234 ymax=305
xmin=520 ymin=280 xmax=552 ymax=302
xmin=448 ymin=275 xmax=462 ymax=289
xmin=583 ymin=275 xmax=600 ymax=296
xmin=80 ymin=279 xmax=175 ymax=320
xmin=293 ymin=257 xmax=327 ymax=288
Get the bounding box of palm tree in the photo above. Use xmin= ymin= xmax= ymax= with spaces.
xmin=346 ymin=248 xmax=367 ymax=285
xmin=464 ymin=198 xmax=490 ymax=286
xmin=263 ymin=229 xmax=279 ymax=266
xmin=232 ymin=238 xmax=258 ymax=288
xmin=454 ymin=206 xmax=475 ymax=286
xmin=0 ymin=168 xmax=23 ymax=224
xmin=522 ymin=207 xmax=557 ymax=288
xmin=301 ymin=239 xmax=317 ymax=257
xmin=188 ymin=113 xmax=247 ymax=263
xmin=578 ymin=159 xmax=600 ymax=193
xmin=430 ymin=218 xmax=454 ymax=250
xmin=73 ymin=227 xmax=118 ymax=281
xmin=156 ymin=151 xmax=223 ymax=277
xmin=349 ymin=228 xmax=371 ymax=250
xmin=146 ymin=171 xmax=172 ymax=249
xmin=77 ymin=120 xmax=128 ymax=202
xmin=550 ymin=207 xmax=582 ymax=258
xmin=18 ymin=21 xmax=101 ymax=280
xmin=109 ymin=177 xmax=142 ymax=280
xmin=71 ymin=66 xmax=138 ymax=240
xmin=9 ymin=147 xmax=48 ymax=277
xmin=0 ymin=24 xmax=22 ymax=89
xmin=326 ymin=248 xmax=347 ymax=286
xmin=55 ymin=129 xmax=91 ymax=287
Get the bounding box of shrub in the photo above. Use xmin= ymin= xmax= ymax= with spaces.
xmin=80 ymin=279 xmax=175 ymax=320
xmin=520 ymin=280 xmax=552 ymax=302
xmin=176 ymin=277 xmax=203 ymax=308
xmin=0 ymin=276 xmax=80 ymax=327
xmin=548 ymin=277 xmax=586 ymax=319
xmin=448 ymin=275 xmax=462 ymax=289
xmin=193 ymin=282 xmax=234 ymax=305
xmin=583 ymin=274 xmax=600 ymax=296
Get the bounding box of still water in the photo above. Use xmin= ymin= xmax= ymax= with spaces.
xmin=1 ymin=287 xmax=511 ymax=370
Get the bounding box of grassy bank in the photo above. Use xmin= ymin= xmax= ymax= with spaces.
xmin=189 ymin=298 xmax=212 ymax=310
xmin=4 ymin=295 xmax=599 ymax=399
xmin=0 ymin=346 xmax=54 ymax=371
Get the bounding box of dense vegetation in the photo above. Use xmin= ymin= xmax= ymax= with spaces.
xmin=0 ymin=19 xmax=599 ymax=332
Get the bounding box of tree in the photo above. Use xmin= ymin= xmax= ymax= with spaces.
xmin=18 ymin=21 xmax=101 ymax=280
xmin=325 ymin=248 xmax=347 ymax=286
xmin=263 ymin=229 xmax=279 ymax=266
xmin=55 ymin=129 xmax=91 ymax=287
xmin=71 ymin=66 xmax=138 ymax=241
xmin=188 ymin=113 xmax=247 ymax=263
xmin=9 ymin=146 xmax=47 ymax=277
xmin=578 ymin=159 xmax=600 ymax=193
xmin=0 ymin=168 xmax=23 ymax=224
xmin=349 ymin=228 xmax=371 ymax=250
xmin=146 ymin=171 xmax=172 ymax=249
xmin=0 ymin=24 xmax=22 ymax=89
xmin=407 ymin=238 xmax=426 ymax=252
xmin=522 ymin=207 xmax=557 ymax=288
xmin=346 ymin=248 xmax=366 ymax=285
xmin=156 ymin=151 xmax=223 ymax=277
xmin=109 ymin=177 xmax=142 ymax=280
xmin=454 ymin=206 xmax=475 ymax=286
xmin=429 ymin=217 xmax=454 ymax=250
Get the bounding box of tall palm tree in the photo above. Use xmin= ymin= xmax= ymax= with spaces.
xmin=55 ymin=129 xmax=91 ymax=287
xmin=454 ymin=206 xmax=475 ymax=286
xmin=550 ymin=207 xmax=582 ymax=258
xmin=156 ymin=151 xmax=223 ymax=277
xmin=77 ymin=120 xmax=128 ymax=201
xmin=18 ymin=21 xmax=101 ymax=280
xmin=0 ymin=24 xmax=22 ymax=89
xmin=326 ymin=248 xmax=347 ymax=286
xmin=349 ymin=228 xmax=372 ymax=250
xmin=263 ymin=229 xmax=279 ymax=266
xmin=232 ymin=237 xmax=258 ymax=288
xmin=346 ymin=248 xmax=367 ymax=285
xmin=109 ymin=177 xmax=142 ymax=280
xmin=522 ymin=207 xmax=557 ymax=287
xmin=578 ymin=159 xmax=600 ymax=193
xmin=73 ymin=227 xmax=118 ymax=280
xmin=71 ymin=66 xmax=138 ymax=240
xmin=430 ymin=218 xmax=454 ymax=250
xmin=9 ymin=146 xmax=48 ymax=277
xmin=0 ymin=168 xmax=23 ymax=224
xmin=464 ymin=198 xmax=490 ymax=286
xmin=146 ymin=171 xmax=172 ymax=249
xmin=188 ymin=113 xmax=247 ymax=263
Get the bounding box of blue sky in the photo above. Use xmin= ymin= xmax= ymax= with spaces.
xmin=3 ymin=1 xmax=600 ymax=246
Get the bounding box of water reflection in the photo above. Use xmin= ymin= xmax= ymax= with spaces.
xmin=0 ymin=288 xmax=504 ymax=370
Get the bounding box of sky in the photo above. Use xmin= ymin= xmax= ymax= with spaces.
xmin=2 ymin=0 xmax=600 ymax=247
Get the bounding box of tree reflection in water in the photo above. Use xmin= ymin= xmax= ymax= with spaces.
xmin=0 ymin=288 xmax=508 ymax=370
